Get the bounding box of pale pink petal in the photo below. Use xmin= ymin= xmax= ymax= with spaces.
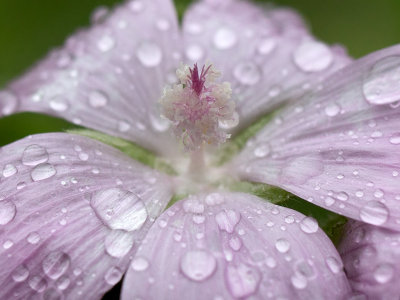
xmin=1 ymin=0 xmax=181 ymax=155
xmin=339 ymin=221 xmax=400 ymax=299
xmin=182 ymin=0 xmax=351 ymax=129
xmin=0 ymin=133 xmax=173 ymax=299
xmin=121 ymin=192 xmax=350 ymax=300
xmin=232 ymin=45 xmax=400 ymax=230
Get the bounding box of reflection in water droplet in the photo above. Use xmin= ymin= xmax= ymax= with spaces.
xmin=275 ymin=238 xmax=290 ymax=253
xmin=105 ymin=230 xmax=135 ymax=258
xmin=2 ymin=164 xmax=17 ymax=178
xmin=215 ymin=210 xmax=240 ymax=233
xmin=180 ymin=250 xmax=216 ymax=282
xmin=104 ymin=267 xmax=123 ymax=285
xmin=131 ymin=257 xmax=149 ymax=272
xmin=12 ymin=264 xmax=29 ymax=282
xmin=0 ymin=200 xmax=16 ymax=225
xmin=299 ymin=217 xmax=319 ymax=233
xmin=89 ymin=90 xmax=109 ymax=108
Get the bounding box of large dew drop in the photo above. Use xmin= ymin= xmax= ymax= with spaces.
xmin=0 ymin=200 xmax=17 ymax=225
xmin=359 ymin=201 xmax=389 ymax=225
xmin=105 ymin=230 xmax=135 ymax=258
xmin=363 ymin=56 xmax=400 ymax=105
xmin=42 ymin=251 xmax=71 ymax=280
xmin=22 ymin=145 xmax=49 ymax=166
xmin=31 ymin=163 xmax=57 ymax=181
xmin=91 ymin=188 xmax=148 ymax=231
xmin=180 ymin=250 xmax=217 ymax=282
xmin=293 ymin=41 xmax=333 ymax=72
xmin=136 ymin=42 xmax=162 ymax=67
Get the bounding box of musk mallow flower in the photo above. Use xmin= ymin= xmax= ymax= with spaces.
xmin=1 ymin=0 xmax=400 ymax=298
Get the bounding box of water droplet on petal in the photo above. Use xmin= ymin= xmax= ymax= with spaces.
xmin=325 ymin=256 xmax=342 ymax=274
xmin=233 ymin=62 xmax=261 ymax=85
xmin=104 ymin=267 xmax=123 ymax=285
xmin=2 ymin=163 xmax=17 ymax=178
xmin=149 ymin=114 xmax=170 ymax=132
xmin=275 ymin=238 xmax=290 ymax=253
xmin=389 ymin=133 xmax=400 ymax=145
xmin=359 ymin=201 xmax=389 ymax=225
xmin=27 ymin=232 xmax=41 ymax=244
xmin=118 ymin=120 xmax=131 ymax=132
xmin=56 ymin=276 xmax=70 ymax=290
xmin=291 ymin=273 xmax=307 ymax=289
xmin=136 ymin=42 xmax=162 ymax=67
xmin=185 ymin=44 xmax=204 ymax=61
xmin=180 ymin=250 xmax=216 ymax=281
xmin=42 ymin=251 xmax=71 ymax=280
xmin=12 ymin=264 xmax=29 ymax=282
xmin=0 ymin=91 xmax=18 ymax=116
xmin=374 ymin=263 xmax=394 ymax=283
xmin=254 ymin=143 xmax=270 ymax=158
xmin=90 ymin=188 xmax=148 ymax=231
xmin=299 ymin=217 xmax=319 ymax=233
xmin=31 ymin=163 xmax=56 ymax=181
xmin=257 ymin=38 xmax=277 ymax=55
xmin=293 ymin=41 xmax=333 ymax=72
xmin=105 ymin=230 xmax=134 ymax=258
xmin=215 ymin=210 xmax=240 ymax=233
xmin=29 ymin=276 xmax=47 ymax=292
xmin=156 ymin=18 xmax=170 ymax=31
xmin=49 ymin=97 xmax=69 ymax=112
xmin=0 ymin=200 xmax=16 ymax=225
xmin=131 ymin=257 xmax=149 ymax=272
xmin=324 ymin=103 xmax=341 ymax=117
xmin=97 ymin=35 xmax=115 ymax=52
xmin=225 ymin=263 xmax=261 ymax=298
xmin=363 ymin=56 xmax=400 ymax=105
xmin=22 ymin=145 xmax=49 ymax=166
xmin=213 ymin=27 xmax=237 ymax=50
xmin=89 ymin=90 xmax=108 ymax=108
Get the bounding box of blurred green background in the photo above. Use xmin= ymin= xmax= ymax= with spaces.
xmin=1 ymin=0 xmax=400 ymax=146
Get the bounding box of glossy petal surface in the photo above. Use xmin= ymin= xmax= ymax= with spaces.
xmin=0 ymin=133 xmax=173 ymax=299
xmin=233 ymin=45 xmax=400 ymax=230
xmin=339 ymin=221 xmax=400 ymax=300
xmin=2 ymin=0 xmax=181 ymax=155
xmin=121 ymin=192 xmax=350 ymax=300
xmin=182 ymin=0 xmax=351 ymax=130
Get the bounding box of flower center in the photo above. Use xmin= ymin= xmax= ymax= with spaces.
xmin=160 ymin=63 xmax=237 ymax=151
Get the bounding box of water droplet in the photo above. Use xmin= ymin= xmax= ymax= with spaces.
xmin=183 ymin=198 xmax=204 ymax=214
xmin=324 ymin=196 xmax=335 ymax=207
xmin=0 ymin=200 xmax=16 ymax=225
xmin=324 ymin=103 xmax=340 ymax=117
xmin=374 ymin=263 xmax=394 ymax=283
xmin=257 ymin=38 xmax=277 ymax=55
xmin=325 ymin=256 xmax=342 ymax=274
xmin=22 ymin=144 xmax=49 ymax=166
xmin=105 ymin=230 xmax=134 ymax=258
xmin=0 ymin=91 xmax=18 ymax=116
xmin=156 ymin=18 xmax=170 ymax=31
xmin=205 ymin=193 xmax=225 ymax=206
xmin=26 ymin=232 xmax=41 ymax=244
xmin=12 ymin=264 xmax=29 ymax=282
xmin=229 ymin=237 xmax=242 ymax=251
xmin=389 ymin=133 xmax=400 ymax=145
xmin=149 ymin=114 xmax=170 ymax=132
xmin=233 ymin=62 xmax=261 ymax=85
xmin=89 ymin=90 xmax=108 ymax=108
xmin=136 ymin=42 xmax=162 ymax=67
xmin=213 ymin=27 xmax=237 ymax=50
xmin=185 ymin=44 xmax=204 ymax=61
xmin=215 ymin=210 xmax=240 ymax=233
xmin=117 ymin=120 xmax=131 ymax=132
xmin=31 ymin=163 xmax=56 ymax=181
xmin=97 ymin=35 xmax=115 ymax=52
xmin=104 ymin=267 xmax=123 ymax=285
xmin=359 ymin=201 xmax=389 ymax=225
xmin=131 ymin=257 xmax=149 ymax=271
xmin=42 ymin=251 xmax=71 ymax=280
xmin=293 ymin=41 xmax=333 ymax=72
xmin=363 ymin=56 xmax=400 ymax=105
xmin=129 ymin=0 xmax=144 ymax=13
xmin=291 ymin=273 xmax=307 ymax=289
xmin=254 ymin=143 xmax=270 ymax=158
xmin=78 ymin=152 xmax=89 ymax=161
xmin=90 ymin=188 xmax=147 ymax=231
xmin=275 ymin=238 xmax=290 ymax=253
xmin=337 ymin=192 xmax=349 ymax=201
xmin=180 ymin=250 xmax=216 ymax=281
xmin=56 ymin=276 xmax=70 ymax=290
xmin=299 ymin=217 xmax=319 ymax=233
xmin=49 ymin=97 xmax=69 ymax=112
xmin=28 ymin=276 xmax=47 ymax=292
xmin=2 ymin=163 xmax=17 ymax=178
xmin=225 ymin=263 xmax=260 ymax=298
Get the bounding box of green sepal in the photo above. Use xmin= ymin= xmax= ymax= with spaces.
xmin=66 ymin=128 xmax=177 ymax=175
